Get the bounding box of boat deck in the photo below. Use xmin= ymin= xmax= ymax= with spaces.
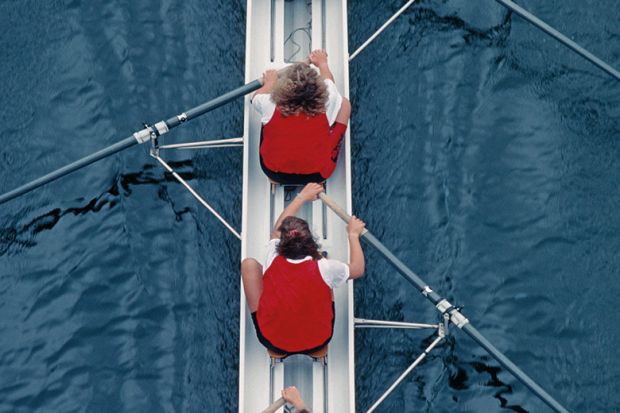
xmin=240 ymin=0 xmax=353 ymax=412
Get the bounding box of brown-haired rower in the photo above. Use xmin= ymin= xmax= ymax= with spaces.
xmin=252 ymin=49 xmax=352 ymax=184
xmin=241 ymin=183 xmax=365 ymax=355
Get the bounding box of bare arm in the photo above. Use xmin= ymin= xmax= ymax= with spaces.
xmin=309 ymin=49 xmax=334 ymax=82
xmin=282 ymin=387 xmax=309 ymax=412
xmin=347 ymin=216 xmax=366 ymax=279
xmin=271 ymin=183 xmax=324 ymax=239
xmin=316 ymin=62 xmax=334 ymax=82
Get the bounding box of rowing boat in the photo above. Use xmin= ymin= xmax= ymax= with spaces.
xmin=0 ymin=1 xmax=603 ymax=411
xmin=239 ymin=0 xmax=353 ymax=411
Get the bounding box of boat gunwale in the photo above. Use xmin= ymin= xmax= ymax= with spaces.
xmin=239 ymin=0 xmax=354 ymax=412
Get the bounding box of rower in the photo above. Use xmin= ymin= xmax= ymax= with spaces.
xmin=241 ymin=183 xmax=365 ymax=356
xmin=252 ymin=49 xmax=352 ymax=185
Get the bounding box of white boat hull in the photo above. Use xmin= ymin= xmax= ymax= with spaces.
xmin=239 ymin=0 xmax=354 ymax=412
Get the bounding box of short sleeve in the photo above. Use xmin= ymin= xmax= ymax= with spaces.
xmin=324 ymin=79 xmax=343 ymax=125
xmin=317 ymin=258 xmax=350 ymax=288
xmin=263 ymin=239 xmax=280 ymax=273
xmin=251 ymin=93 xmax=277 ymax=124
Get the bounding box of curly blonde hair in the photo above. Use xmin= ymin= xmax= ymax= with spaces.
xmin=271 ymin=63 xmax=328 ymax=117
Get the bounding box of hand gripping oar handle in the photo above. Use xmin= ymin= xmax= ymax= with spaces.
xmin=318 ymin=192 xmax=570 ymax=413
xmin=261 ymin=397 xmax=286 ymax=413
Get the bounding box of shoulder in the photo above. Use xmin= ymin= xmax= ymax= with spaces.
xmin=267 ymin=238 xmax=280 ymax=252
xmin=317 ymin=258 xmax=349 ymax=288
xmin=323 ymin=78 xmax=338 ymax=91
xmin=252 ymin=94 xmax=277 ymax=124
xmin=252 ymin=93 xmax=276 ymax=109
xmin=263 ymin=239 xmax=281 ymax=272
xmin=323 ymin=79 xmax=343 ymax=125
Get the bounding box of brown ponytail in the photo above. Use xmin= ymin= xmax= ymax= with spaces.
xmin=277 ymin=216 xmax=321 ymax=260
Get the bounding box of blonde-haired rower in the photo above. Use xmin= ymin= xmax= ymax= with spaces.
xmin=241 ymin=183 xmax=365 ymax=355
xmin=252 ymin=49 xmax=351 ymax=184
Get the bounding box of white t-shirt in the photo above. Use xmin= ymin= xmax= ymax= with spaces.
xmin=252 ymin=78 xmax=343 ymax=125
xmin=263 ymin=239 xmax=350 ymax=289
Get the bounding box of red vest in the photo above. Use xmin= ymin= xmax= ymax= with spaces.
xmin=256 ymin=256 xmax=334 ymax=352
xmin=260 ymin=108 xmax=334 ymax=177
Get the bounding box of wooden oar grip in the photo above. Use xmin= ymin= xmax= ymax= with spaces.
xmin=318 ymin=193 xmax=369 ymax=235
xmin=261 ymin=397 xmax=286 ymax=413
xmin=319 ymin=193 xmax=352 ymax=223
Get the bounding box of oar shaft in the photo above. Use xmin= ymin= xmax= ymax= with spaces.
xmin=165 ymin=80 xmax=262 ymax=128
xmin=463 ymin=323 xmax=569 ymax=413
xmin=261 ymin=397 xmax=286 ymax=413
xmin=318 ymin=192 xmax=569 ymax=413
xmin=495 ymin=0 xmax=620 ymax=82
xmin=0 ymin=80 xmax=263 ymax=206
xmin=362 ymin=231 xmax=442 ymax=303
xmin=318 ymin=193 xmax=437 ymax=300
xmin=0 ymin=136 xmax=137 ymax=205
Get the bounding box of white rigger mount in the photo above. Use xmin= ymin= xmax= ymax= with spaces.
xmin=355 ymin=316 xmax=448 ymax=413
xmin=148 ymin=128 xmax=244 ymax=240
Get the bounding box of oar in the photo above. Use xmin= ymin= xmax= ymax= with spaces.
xmin=0 ymin=79 xmax=263 ymax=206
xmin=494 ymin=0 xmax=620 ymax=82
xmin=261 ymin=397 xmax=286 ymax=413
xmin=318 ymin=192 xmax=570 ymax=413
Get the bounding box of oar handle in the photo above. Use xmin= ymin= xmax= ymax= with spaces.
xmin=318 ymin=192 xmax=351 ymax=223
xmin=318 ymin=192 xmax=368 ymax=235
xmin=261 ymin=397 xmax=286 ymax=413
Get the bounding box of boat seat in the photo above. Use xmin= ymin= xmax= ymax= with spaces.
xmin=267 ymin=349 xmax=288 ymax=360
xmin=308 ymin=345 xmax=328 ymax=360
xmin=268 ymin=345 xmax=328 ymax=364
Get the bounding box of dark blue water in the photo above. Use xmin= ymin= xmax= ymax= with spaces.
xmin=350 ymin=1 xmax=620 ymax=412
xmin=0 ymin=1 xmax=245 ymax=412
xmin=1 ymin=1 xmax=618 ymax=412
